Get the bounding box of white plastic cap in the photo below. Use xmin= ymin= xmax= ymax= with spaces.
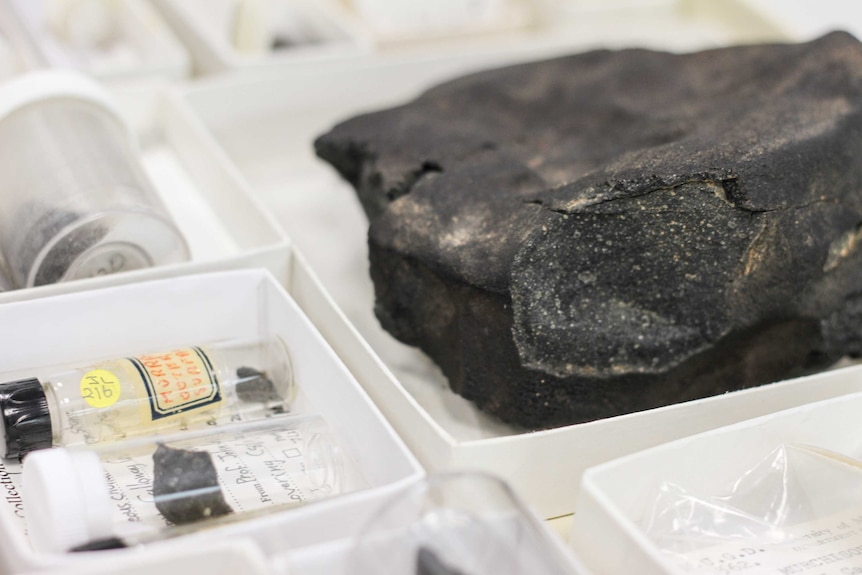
xmin=22 ymin=448 xmax=114 ymax=553
xmin=0 ymin=68 xmax=124 ymax=127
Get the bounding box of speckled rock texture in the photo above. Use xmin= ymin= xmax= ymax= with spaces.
xmin=153 ymin=444 xmax=232 ymax=525
xmin=315 ymin=32 xmax=862 ymax=429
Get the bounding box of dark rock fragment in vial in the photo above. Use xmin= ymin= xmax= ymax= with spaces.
xmin=235 ymin=366 xmax=281 ymax=404
xmin=315 ymin=32 xmax=862 ymax=429
xmin=152 ymin=443 xmax=233 ymax=525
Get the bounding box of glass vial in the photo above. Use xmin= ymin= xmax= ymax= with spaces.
xmin=0 ymin=335 xmax=294 ymax=459
xmin=0 ymin=70 xmax=189 ymax=289
xmin=350 ymin=472 xmax=580 ymax=575
xmin=22 ymin=415 xmax=360 ymax=553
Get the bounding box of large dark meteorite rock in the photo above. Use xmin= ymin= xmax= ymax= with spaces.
xmin=315 ymin=32 xmax=862 ymax=429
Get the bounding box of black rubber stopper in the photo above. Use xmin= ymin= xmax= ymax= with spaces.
xmin=0 ymin=378 xmax=52 ymax=460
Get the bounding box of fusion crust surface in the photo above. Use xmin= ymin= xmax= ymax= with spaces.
xmin=316 ymin=32 xmax=862 ymax=429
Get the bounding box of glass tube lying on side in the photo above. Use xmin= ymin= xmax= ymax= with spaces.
xmin=0 ymin=71 xmax=190 ymax=289
xmin=22 ymin=414 xmax=364 ymax=554
xmin=0 ymin=335 xmax=294 ymax=459
xmin=348 ymin=472 xmax=581 ymax=575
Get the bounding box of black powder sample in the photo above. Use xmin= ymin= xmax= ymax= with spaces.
xmin=152 ymin=443 xmax=233 ymax=525
xmin=417 ymin=547 xmax=467 ymax=575
xmin=315 ymin=32 xmax=862 ymax=429
xmin=235 ymin=366 xmax=282 ymax=404
xmin=13 ymin=205 xmax=108 ymax=287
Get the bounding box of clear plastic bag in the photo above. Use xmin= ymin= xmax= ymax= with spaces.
xmin=642 ymin=443 xmax=862 ymax=573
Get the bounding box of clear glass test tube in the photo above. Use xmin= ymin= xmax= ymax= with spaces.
xmin=349 ymin=472 xmax=581 ymax=575
xmin=22 ymin=414 xmax=363 ymax=554
xmin=0 ymin=70 xmax=189 ymax=289
xmin=0 ymin=335 xmax=294 ymax=459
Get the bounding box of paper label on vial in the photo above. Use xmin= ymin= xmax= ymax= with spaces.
xmin=672 ymin=509 xmax=862 ymax=574
xmin=80 ymin=369 xmax=122 ymax=408
xmin=126 ymin=347 xmax=222 ymax=420
xmin=98 ymin=427 xmax=330 ymax=532
xmin=0 ymin=460 xmax=25 ymax=533
xmin=202 ymin=427 xmax=330 ymax=512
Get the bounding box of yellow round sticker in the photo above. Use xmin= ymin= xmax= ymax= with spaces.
xmin=80 ymin=369 xmax=121 ymax=408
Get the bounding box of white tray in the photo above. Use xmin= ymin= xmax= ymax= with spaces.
xmin=343 ymin=0 xmax=535 ymax=46
xmin=30 ymin=472 xmax=593 ymax=575
xmin=0 ymin=1 xmax=37 ymax=81
xmin=743 ymin=0 xmax=862 ymax=40
xmin=4 ymin=0 xmax=189 ymax=82
xmin=159 ymin=2 xmax=858 ymax=520
xmin=0 ymin=268 xmax=424 ymax=573
xmin=570 ymin=387 xmax=862 ymax=574
xmin=151 ymin=0 xmax=370 ymax=77
xmin=0 ymin=76 xmax=292 ymax=306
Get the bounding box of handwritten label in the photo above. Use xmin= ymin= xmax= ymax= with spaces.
xmin=80 ymin=369 xmax=121 ymax=408
xmin=0 ymin=460 xmax=25 ymax=531
xmin=674 ymin=510 xmax=862 ymax=574
xmin=127 ymin=347 xmax=221 ymax=421
xmin=204 ymin=427 xmax=330 ymax=512
xmin=96 ymin=426 xmax=329 ymax=533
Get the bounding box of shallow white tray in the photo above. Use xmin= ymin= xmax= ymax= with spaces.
xmin=32 ymin=473 xmax=593 ymax=575
xmin=4 ymin=0 xmax=189 ymax=82
xmin=0 ymin=75 xmax=292 ymax=305
xmin=151 ymin=0 xmax=369 ymax=77
xmin=0 ymin=1 xmax=38 ymax=81
xmin=343 ymin=0 xmax=535 ymax=46
xmin=743 ymin=0 xmax=862 ymax=40
xmin=0 ymin=268 xmax=424 ymax=573
xmin=39 ymin=540 xmax=272 ymax=575
xmin=570 ymin=387 xmax=862 ymax=574
xmin=161 ymin=2 xmax=844 ymax=520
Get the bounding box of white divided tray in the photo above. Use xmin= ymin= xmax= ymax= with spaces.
xmin=159 ymin=2 xmax=858 ymax=520
xmin=0 ymin=75 xmax=292 ymax=305
xmin=4 ymin=0 xmax=189 ymax=82
xmin=570 ymin=387 xmax=862 ymax=575
xmin=0 ymin=1 xmax=37 ymax=81
xmin=344 ymin=0 xmax=534 ymax=45
xmin=151 ymin=0 xmax=369 ymax=76
xmin=30 ymin=472 xmax=593 ymax=575
xmin=0 ymin=268 xmax=424 ymax=573
xmin=743 ymin=0 xmax=862 ymax=41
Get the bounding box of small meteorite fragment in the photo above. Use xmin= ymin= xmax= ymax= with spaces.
xmin=235 ymin=366 xmax=282 ymax=404
xmin=152 ymin=443 xmax=233 ymax=525
xmin=315 ymin=32 xmax=862 ymax=429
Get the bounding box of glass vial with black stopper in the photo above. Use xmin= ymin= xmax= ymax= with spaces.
xmin=0 ymin=335 xmax=294 ymax=459
xmin=21 ymin=415 xmax=360 ymax=553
